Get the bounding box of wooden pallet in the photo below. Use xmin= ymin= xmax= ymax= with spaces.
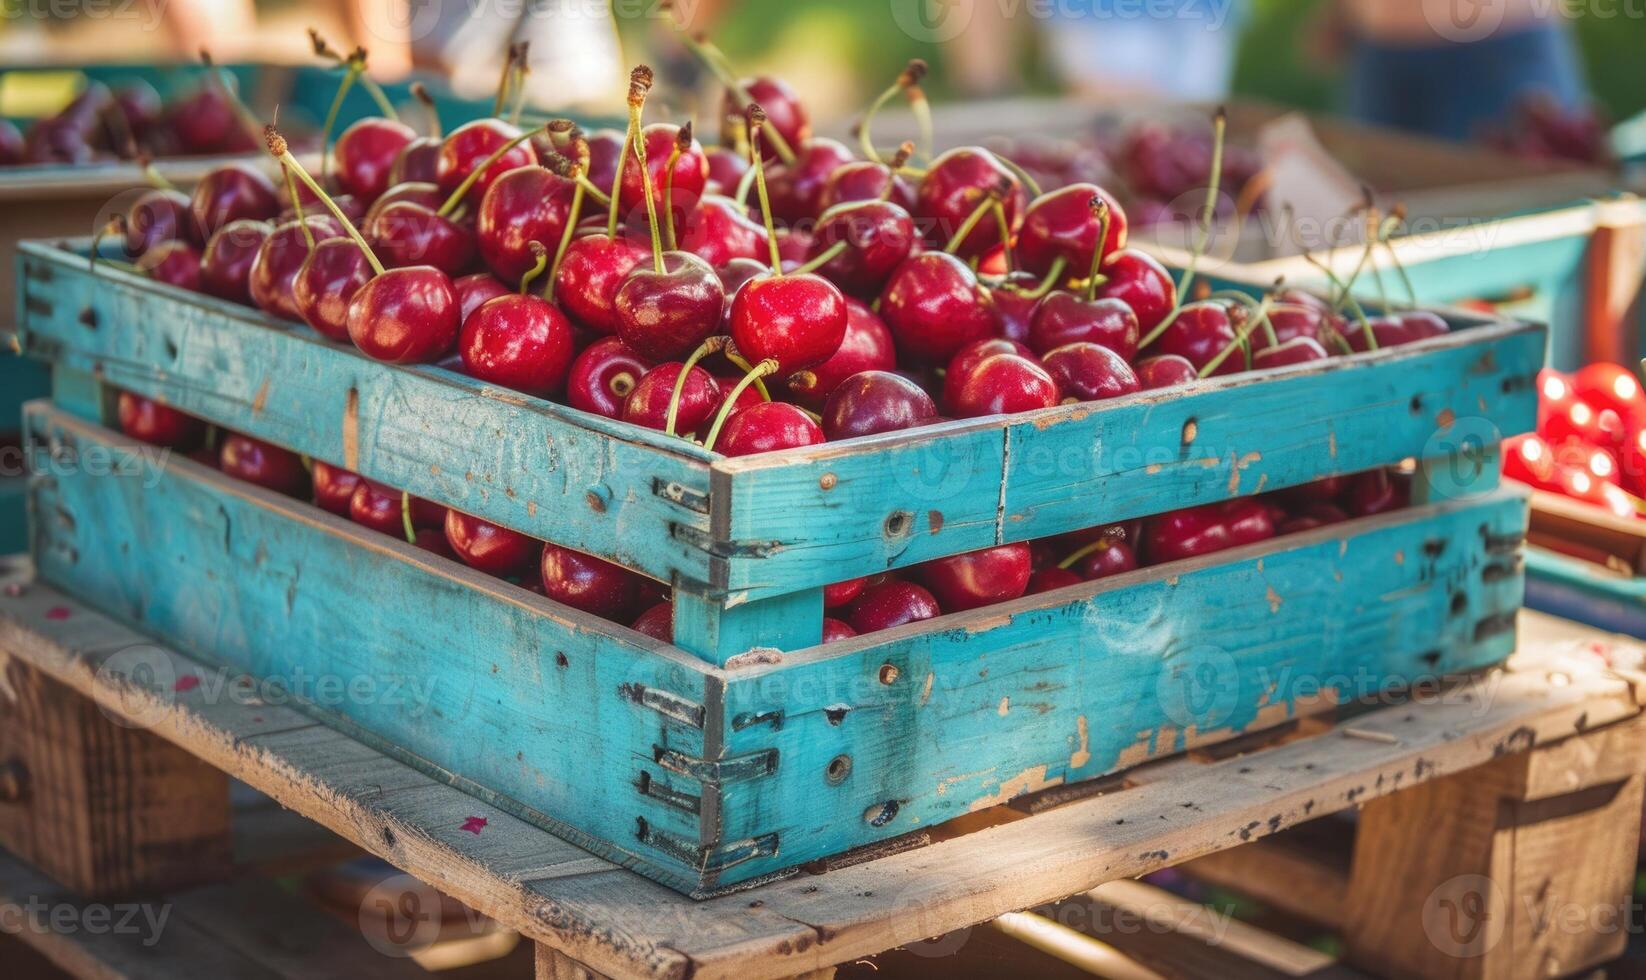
xmin=0 ymin=560 xmax=1641 ymax=980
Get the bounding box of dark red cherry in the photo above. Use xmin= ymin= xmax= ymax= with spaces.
xmin=953 ymin=354 xmax=1060 ymax=418
xmin=678 ymin=196 xmax=766 ymax=267
xmin=166 ymin=84 xmax=236 ymax=154
xmin=704 ymin=146 xmax=749 ymax=194
xmin=765 ymin=138 xmax=855 ymax=221
xmin=1398 ymin=311 xmax=1449 ymax=340
xmin=822 ymin=618 xmax=858 ymax=643
xmin=1027 ymin=292 xmax=1140 ymax=360
xmin=436 ymin=119 xmax=537 ymax=207
xmin=819 ymin=159 xmax=916 ymax=213
xmin=1075 ymin=537 xmax=1138 ymax=580
xmin=774 ymin=226 xmax=816 ymax=265
xmin=365 ymin=181 xmax=442 ymax=224
xmin=583 ymin=129 xmax=626 ymax=192
xmin=1346 ymin=316 xmax=1414 ymax=352
xmin=848 ymin=581 xmax=942 ymax=633
xmin=453 ymin=272 xmax=512 ymax=323
xmin=444 ymin=509 xmax=539 ymax=577
xmin=989 ymin=274 xmax=1047 ymax=345
xmin=388 ymin=136 xmax=441 ymax=186
xmin=334 ymin=117 xmax=417 ymax=202
xmin=311 ymin=461 xmax=363 ymax=516
xmin=618 ymin=124 xmax=708 ymax=230
xmin=721 ymin=76 xmax=810 ymax=161
xmin=1042 ymin=342 xmax=1142 ymax=403
xmin=540 ymin=545 xmax=639 ymax=619
xmin=567 ymin=337 xmax=650 ymax=419
xmin=365 ymin=201 xmax=475 ymax=274
xmin=1224 ymin=498 xmax=1280 ymax=547
xmin=1135 ymin=354 xmax=1199 ymax=390
xmin=249 ymin=216 xmax=342 ymax=321
xmin=190 ymin=163 xmax=279 ymax=239
xmin=141 ymin=240 xmax=203 ymax=292
xmin=219 ymin=434 xmax=309 ymax=497
xmin=716 ymin=402 xmax=825 ymax=457
xmin=125 ymin=188 xmax=199 ymax=257
xmin=277 ymin=192 xmax=367 ymax=228
xmin=1279 ymin=502 xmax=1349 ymax=535
xmin=1253 ymin=336 xmax=1330 ymax=370
xmin=944 ymin=338 xmax=1034 ymax=412
xmin=729 ymin=272 xmax=848 ymax=376
xmin=295 ymin=237 xmax=373 ymax=341
xmin=1028 ymin=567 xmax=1084 ymax=594
xmin=350 ymin=480 xmax=446 ymax=536
xmin=117 ymin=391 xmax=203 ymax=449
xmin=459 ymin=293 xmax=576 ymax=396
xmin=199 ymin=219 xmax=272 ymax=305
xmin=1153 ymin=301 xmax=1241 ymax=375
xmin=477 ymin=166 xmax=576 ymax=284
xmin=615 ymin=251 xmax=726 ymax=362
xmin=825 ymin=578 xmax=868 ymax=609
xmin=812 ymin=199 xmax=918 ymax=296
xmin=631 ymin=602 xmax=674 ymax=641
xmin=1016 ymin=183 xmax=1126 ymax=277
xmin=346 ymin=266 xmax=461 ymax=364
xmin=879 ymin=252 xmax=998 ymax=364
xmin=822 ymin=370 xmax=938 ymax=439
xmin=918 ymin=544 xmax=1032 ymax=612
xmin=787 ymin=298 xmax=897 ymax=410
xmin=1344 ymin=469 xmax=1409 ymax=516
xmin=622 ymin=363 xmax=721 ymax=432
xmin=1145 ymin=501 xmax=1274 ymax=564
xmin=1095 ymin=249 xmax=1175 ymax=334
xmin=555 ymin=234 xmax=649 ymax=334
xmin=914 ymin=147 xmax=1027 ymax=258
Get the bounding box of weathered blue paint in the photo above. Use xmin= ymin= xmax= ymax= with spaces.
xmin=1524 ymin=547 xmax=1646 ymax=639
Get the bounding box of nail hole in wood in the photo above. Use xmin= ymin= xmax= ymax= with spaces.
xmin=555 ymin=652 xmax=569 ymax=668
xmin=878 ymin=663 xmax=900 ymax=685
xmin=884 ymin=511 xmax=913 ymax=538
xmin=382 ymin=826 xmax=396 ymax=847
xmin=77 ymin=306 xmax=97 ymax=328
xmin=1181 ymin=419 xmax=1197 ymax=445
xmin=863 ymin=801 xmax=900 ymax=827
xmin=825 ymin=755 xmax=852 ymax=785
xmin=586 ymin=491 xmax=606 ymax=513
xmin=163 ymin=336 xmax=179 ymax=362
xmin=635 ymin=816 xmax=649 ymax=841
xmin=1409 ymin=395 xmax=1423 ymax=414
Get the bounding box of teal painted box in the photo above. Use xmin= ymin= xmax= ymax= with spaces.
xmin=15 ymin=236 xmax=1542 ymax=896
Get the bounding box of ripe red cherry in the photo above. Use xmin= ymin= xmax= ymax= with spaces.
xmin=812 ymin=199 xmax=918 ymax=296
xmin=436 ymin=119 xmax=537 ymax=207
xmin=1279 ymin=503 xmax=1349 ymax=535
xmin=583 ymin=129 xmax=626 ymax=191
xmin=347 ymin=267 xmax=461 ymax=364
xmin=953 ymin=354 xmax=1060 ymax=418
xmin=786 ymin=298 xmax=898 ymax=410
xmin=190 ymin=162 xmax=280 ymax=238
xmin=1346 ymin=316 xmax=1414 ymax=352
xmin=142 ymin=241 xmax=203 ymax=292
xmin=476 ymin=166 xmax=576 ymax=284
xmin=540 ymin=545 xmax=640 ymax=619
xmin=1253 ymin=336 xmax=1330 ymax=370
xmin=278 ymin=192 xmax=366 ymax=228
xmin=1074 ymin=536 xmax=1138 ymax=580
xmin=618 ymin=124 xmax=708 ymax=229
xmin=1095 ymin=249 xmax=1175 ymax=334
xmin=334 ymin=117 xmax=417 ymax=202
xmin=117 ymin=392 xmax=203 ymax=449
xmin=1042 ymin=343 xmax=1141 ymax=403
xmin=1153 ymin=301 xmax=1241 ymax=374
xmin=914 ymin=147 xmax=1026 ymax=258
xmin=704 ymin=146 xmax=749 ymax=194
xmin=822 ymin=618 xmax=858 ymax=643
xmin=453 ymin=272 xmax=512 ymax=323
xmin=822 ymin=371 xmax=938 ymax=439
xmin=459 ymin=293 xmax=576 ymax=396
xmin=825 ymin=577 xmax=868 ymax=609
xmin=1029 ymin=567 xmax=1084 ymax=593
xmin=249 ymin=216 xmax=342 ymax=321
xmin=444 ymin=510 xmax=539 ymax=577
xmin=721 ymin=75 xmax=810 ymax=160
xmin=350 ymin=480 xmax=446 ymax=536
xmin=989 ymin=274 xmax=1046 ymax=344
xmin=631 ymin=602 xmax=674 ymax=641
xmin=715 ymin=403 xmax=825 ymax=457
xmin=199 ymin=219 xmax=272 ymax=305
xmin=1398 ymin=311 xmax=1449 ymax=340
xmin=848 ymin=581 xmax=942 ymax=633
xmin=1344 ymin=469 xmax=1409 ymax=517
xmin=944 ymin=338 xmax=1033 ymax=412
xmin=622 ymin=363 xmax=721 ymax=432
xmin=819 ymin=159 xmax=916 ymax=213
xmin=219 ymin=434 xmax=309 ymax=497
xmin=567 ymin=337 xmax=649 ymax=419
xmin=388 ymin=136 xmax=441 ymax=186
xmin=365 ymin=201 xmax=476 ymax=274
xmin=678 ymin=196 xmax=767 ymax=267
xmin=1028 ymin=293 xmax=1140 ymax=360
xmin=615 ymin=252 xmax=726 ymax=362
xmin=311 ymin=461 xmax=362 ymax=516
xmin=918 ymin=544 xmax=1032 ymax=612
xmin=1135 ymin=354 xmax=1199 ymax=390
xmin=555 ymin=234 xmax=649 ymax=334
xmin=125 ymin=188 xmax=200 ymax=257
xmin=1145 ymin=501 xmax=1276 ymax=563
xmin=1016 ymin=183 xmax=1126 ymax=277
xmin=295 ymin=237 xmax=373 ymax=341
xmin=729 ymin=272 xmax=848 ymax=376
xmin=774 ymin=226 xmax=815 ymax=265
xmin=879 ymin=252 xmax=999 ymax=364
xmin=365 ymin=181 xmax=442 ymax=224
xmin=765 ymin=138 xmax=855 ymax=221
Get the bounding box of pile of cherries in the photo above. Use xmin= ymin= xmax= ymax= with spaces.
xmin=1504 ymin=363 xmax=1646 ymax=518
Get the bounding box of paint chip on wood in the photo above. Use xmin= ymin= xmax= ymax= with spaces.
xmin=460 ymin=816 xmax=488 ymax=835
xmin=1070 ymin=716 xmax=1091 ymax=769
xmin=44 ymin=607 xmax=70 ymax=620
xmin=968 ymin=766 xmax=1063 ymax=812
xmin=1266 ymin=587 xmax=1283 ymax=613
xmin=251 ymin=378 xmax=270 ymax=415
xmin=919 ymin=672 xmax=934 ymax=707
xmin=998 ymin=696 xmax=1009 ymax=717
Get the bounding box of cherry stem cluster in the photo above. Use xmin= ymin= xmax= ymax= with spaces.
xmin=267 ymin=125 xmax=386 ymax=277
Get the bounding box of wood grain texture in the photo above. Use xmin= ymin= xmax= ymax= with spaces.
xmin=0 ymin=568 xmax=1638 ymax=980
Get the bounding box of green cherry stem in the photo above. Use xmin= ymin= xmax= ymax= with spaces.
xmin=994 ymin=152 xmax=1043 ymax=200
xmin=702 ymin=359 xmax=779 ymax=452
xmin=492 ymin=42 xmax=522 ymax=117
xmin=789 ymin=240 xmax=848 ymax=277
xmin=1174 ymin=105 xmax=1228 ymax=303
xmin=626 ymin=66 xmax=665 ymax=274
xmin=1197 ymin=296 xmax=1273 ymax=379
xmin=666 ymin=336 xmax=730 ymax=437
xmin=724 ymin=350 xmax=772 ymax=401
xmin=662 ymin=121 xmax=692 ymax=252
xmin=1083 ymin=198 xmax=1111 ymax=302
xmin=544 ymin=141 xmax=589 ymax=303
xmin=436 ymin=124 xmax=544 ymax=217
xmin=1058 ymin=536 xmax=1119 ymax=571
xmin=676 ymin=30 xmax=797 ymax=165
xmin=943 ymin=178 xmax=1009 ymax=254
xmin=267 ymin=126 xmax=385 ymax=277
xmin=508 ymin=43 xmax=533 ymax=125
xmin=992 ymin=201 xmax=1015 ymax=273
xmin=518 ymin=241 xmax=549 ymax=293
xmin=281 ymin=162 xmax=316 ymax=249
xmin=400 ymin=492 xmax=417 ymax=546
xmin=410 ymin=82 xmax=442 ymax=138
xmin=747 ymin=104 xmax=784 ymax=274
xmin=995 ymin=255 xmax=1067 ymax=301
xmin=857 ymin=59 xmax=926 ymax=164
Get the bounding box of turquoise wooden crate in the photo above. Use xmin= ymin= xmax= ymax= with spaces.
xmin=14 ymin=234 xmax=1543 ymax=894
xmin=1524 ymin=548 xmax=1646 ymax=638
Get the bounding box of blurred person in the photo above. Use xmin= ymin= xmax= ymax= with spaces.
xmin=1321 ymin=0 xmax=1590 ymax=141
xmin=1035 ymin=0 xmax=1249 ymax=102
xmin=439 ymin=0 xmax=626 ymax=111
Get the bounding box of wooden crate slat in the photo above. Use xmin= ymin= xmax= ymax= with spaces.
xmin=17 ymin=243 xmax=715 ymax=587
xmin=713 ymin=321 xmax=1542 ymax=602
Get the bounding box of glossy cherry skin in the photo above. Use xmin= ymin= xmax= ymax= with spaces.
xmin=311 ymin=461 xmax=363 ymax=516
xmin=1135 ymin=354 xmax=1199 ymax=390
xmin=452 ymin=272 xmax=512 ymax=323
xmin=989 ymin=274 xmax=1046 ymax=345
xmin=117 ymin=392 xmax=204 ymax=449
xmin=165 ymin=84 xmax=236 ymax=154
xmin=716 ymin=403 xmax=825 ymax=457
xmin=918 ymin=544 xmax=1032 ymax=612
xmin=1153 ymin=301 xmax=1241 ymax=375
xmin=142 ymin=241 xmax=203 ymax=292
xmin=765 ymin=138 xmax=856 ymax=222
xmin=879 ymin=252 xmax=999 ymax=364
xmin=388 ymin=137 xmax=441 ymax=186
xmin=335 ymin=118 xmax=417 ymax=202
xmin=1016 ymin=183 xmax=1126 ymax=277
xmin=199 ymin=219 xmax=272 ymax=305
xmin=295 ymin=237 xmax=373 ymax=342
xmin=825 ymin=577 xmax=868 ymax=609
xmin=125 ymin=188 xmax=199 ymax=257
xmin=436 ymin=119 xmax=537 ymax=207
xmin=1145 ymin=502 xmax=1266 ymax=564
xmin=953 ymin=354 xmax=1060 ymax=418
xmin=822 ymin=371 xmax=938 ymax=439
xmin=1398 ymin=311 xmax=1449 ymax=340
xmin=722 ymin=76 xmax=810 ymax=161
xmin=1028 ymin=567 xmax=1084 ymax=594
xmin=729 ymin=272 xmax=848 ymax=377
xmin=618 ymin=124 xmax=708 ymax=230
xmin=787 ymin=298 xmax=898 ymax=410
xmin=679 ymin=196 xmax=766 ymax=268
xmin=365 ymin=201 xmax=476 ymax=274
xmin=847 ymin=581 xmax=942 ymax=634
xmin=914 ymin=147 xmax=1027 ymax=258
xmin=365 ymin=181 xmax=442 ymax=225
xmin=277 ymin=192 xmax=367 ymax=229
xmin=1027 ymin=293 xmax=1140 ymax=360
xmin=555 ymin=235 xmax=649 ymax=335
xmin=1346 ymin=316 xmax=1414 ymax=352
xmin=248 ymin=216 xmax=342 ymax=321
xmin=346 ymin=267 xmax=461 ymax=364
xmin=822 ymin=618 xmax=858 ymax=643
xmin=582 ymin=129 xmax=626 ymax=192
xmin=540 ymin=545 xmax=639 ymax=619
xmin=704 ymin=146 xmax=748 ymax=195
xmin=614 ymin=251 xmax=725 ymax=363
xmin=1278 ymin=502 xmax=1349 ymax=535
xmin=1075 ymin=537 xmax=1138 ymax=580
xmin=459 ymin=294 xmax=576 ymax=396
xmin=622 ymin=363 xmax=721 ymax=432
xmin=630 ymin=602 xmax=674 ymax=641
xmin=944 ymin=338 xmax=1034 ymax=412
xmin=189 ymin=163 xmax=279 ymax=239
xmin=819 ymin=159 xmax=917 ymax=213
xmin=1252 ymin=336 xmax=1330 ymax=370
xmin=1042 ymin=342 xmax=1141 ymax=404
xmin=812 ymin=199 xmax=918 ymax=297
xmin=476 ymin=166 xmax=576 ymax=285
xmin=444 ymin=510 xmax=539 ymax=577
xmin=350 ymin=480 xmax=446 ymax=536
xmin=219 ymin=434 xmax=309 ymax=497
xmin=567 ymin=337 xmax=649 ymax=419
xmin=1095 ymin=248 xmax=1175 ymax=334
xmin=1344 ymin=469 xmax=1409 ymax=517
